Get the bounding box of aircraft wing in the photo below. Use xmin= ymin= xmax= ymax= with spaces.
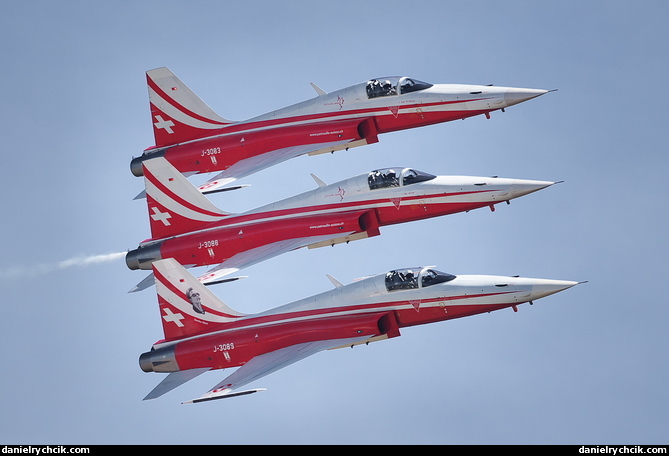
xmin=183 ymin=336 xmax=370 ymax=403
xmin=128 ymin=235 xmax=353 ymax=292
xmin=128 ymin=232 xmax=366 ymax=293
xmin=196 ymin=139 xmax=352 ymax=194
xmin=193 ymin=116 xmax=379 ymax=193
xmin=196 ymin=233 xmax=354 ymax=286
xmin=130 ymin=209 xmax=380 ymax=291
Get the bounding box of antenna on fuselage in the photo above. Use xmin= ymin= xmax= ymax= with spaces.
xmin=326 ymin=274 xmax=344 ymax=288
xmin=310 ymin=173 xmax=327 ymax=187
xmin=310 ymin=82 xmax=327 ymax=96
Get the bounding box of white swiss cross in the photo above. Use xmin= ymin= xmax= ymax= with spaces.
xmin=162 ymin=307 xmax=185 ymax=327
xmin=154 ymin=115 xmax=175 ymax=134
xmin=150 ymin=207 xmax=172 ymax=226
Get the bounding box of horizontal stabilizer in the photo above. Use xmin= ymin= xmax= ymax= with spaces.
xmin=128 ymin=272 xmax=155 ymax=293
xmin=144 ymin=367 xmax=210 ymax=400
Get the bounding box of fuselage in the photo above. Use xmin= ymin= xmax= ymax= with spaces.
xmin=132 ymin=76 xmax=548 ymax=178
xmin=140 ymin=266 xmax=577 ymax=374
xmin=240 ymin=78 xmax=546 ymax=135
xmin=126 ymin=168 xmax=553 ymax=271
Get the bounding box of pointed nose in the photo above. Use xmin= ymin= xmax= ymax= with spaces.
xmin=509 ymin=179 xmax=556 ymax=199
xmin=504 ymin=88 xmax=549 ymax=107
xmin=530 ymin=279 xmax=580 ymax=300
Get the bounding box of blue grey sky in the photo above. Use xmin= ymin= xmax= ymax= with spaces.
xmin=1 ymin=0 xmax=667 ymax=444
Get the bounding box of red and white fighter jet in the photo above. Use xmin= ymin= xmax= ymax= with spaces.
xmin=126 ymin=157 xmax=556 ymax=291
xmin=131 ymin=67 xmax=551 ymax=193
xmin=140 ymin=258 xmax=580 ymax=402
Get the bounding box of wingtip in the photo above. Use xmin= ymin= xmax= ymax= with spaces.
xmin=182 ymin=388 xmax=268 ymax=404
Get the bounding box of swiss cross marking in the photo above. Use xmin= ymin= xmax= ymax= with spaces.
xmin=154 ymin=115 xmax=175 ymax=134
xmin=162 ymin=307 xmax=185 ymax=327
xmin=150 ymin=207 xmax=172 ymax=226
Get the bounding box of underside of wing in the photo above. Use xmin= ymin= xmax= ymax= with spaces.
xmin=194 ymin=116 xmax=378 ymax=189
xmin=183 ymin=336 xmax=369 ymax=403
xmin=129 ymin=230 xmax=361 ymax=292
xmin=196 ymin=234 xmax=355 ymax=286
xmin=196 ymin=139 xmax=351 ymax=191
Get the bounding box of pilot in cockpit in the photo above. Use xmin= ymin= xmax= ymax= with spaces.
xmin=382 ymin=80 xmax=395 ymax=96
xmin=403 ymin=270 xmax=417 ymax=289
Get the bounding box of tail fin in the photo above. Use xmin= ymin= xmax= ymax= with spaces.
xmin=143 ymin=156 xmax=232 ymax=239
xmin=147 ymin=67 xmax=235 ymax=148
xmin=153 ymin=258 xmax=247 ymax=341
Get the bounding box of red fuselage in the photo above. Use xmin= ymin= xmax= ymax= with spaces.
xmin=133 ymin=71 xmax=549 ymax=183
xmin=128 ymin=169 xmax=552 ymax=273
xmin=141 ymin=262 xmax=577 ymax=377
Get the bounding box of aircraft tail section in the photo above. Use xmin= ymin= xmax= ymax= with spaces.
xmin=153 ymin=258 xmax=247 ymax=341
xmin=142 ymin=157 xmax=232 ymax=239
xmin=147 ymin=67 xmax=235 ymax=147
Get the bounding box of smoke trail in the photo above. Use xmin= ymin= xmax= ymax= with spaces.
xmin=0 ymin=251 xmax=126 ymax=280
xmin=57 ymin=252 xmax=126 ymax=268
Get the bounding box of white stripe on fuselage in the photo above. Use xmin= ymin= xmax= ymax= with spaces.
xmin=151 ymin=93 xmax=471 ymax=148
xmin=152 ymin=289 xmax=515 ymax=349
xmin=141 ymin=191 xmax=496 ymax=246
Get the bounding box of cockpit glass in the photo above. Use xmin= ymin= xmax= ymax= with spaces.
xmin=368 ymin=168 xmax=436 ymax=190
xmin=420 ymin=269 xmax=456 ymax=287
xmin=385 ymin=268 xmax=456 ymax=292
xmin=401 ymin=168 xmax=436 ymax=186
xmin=366 ymin=78 xmax=397 ymax=98
xmin=366 ymin=77 xmax=433 ymax=99
xmin=368 ymin=168 xmax=400 ymax=190
xmin=385 ymin=268 xmax=421 ymax=291
xmin=399 ymin=78 xmax=433 ymax=94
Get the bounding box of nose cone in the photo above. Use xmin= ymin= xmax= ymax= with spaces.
xmin=509 ymin=179 xmax=556 ymax=199
xmin=530 ymin=279 xmax=580 ymax=300
xmin=504 ymin=88 xmax=549 ymax=107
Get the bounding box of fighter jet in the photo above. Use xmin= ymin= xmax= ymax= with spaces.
xmin=140 ymin=258 xmax=580 ymax=402
xmin=126 ymin=157 xmax=556 ymax=291
xmin=131 ymin=67 xmax=551 ymax=193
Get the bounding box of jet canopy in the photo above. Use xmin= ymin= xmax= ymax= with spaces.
xmin=366 ymin=77 xmax=433 ymax=99
xmin=385 ymin=267 xmax=456 ymax=292
xmin=368 ymin=167 xmax=436 ymax=190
